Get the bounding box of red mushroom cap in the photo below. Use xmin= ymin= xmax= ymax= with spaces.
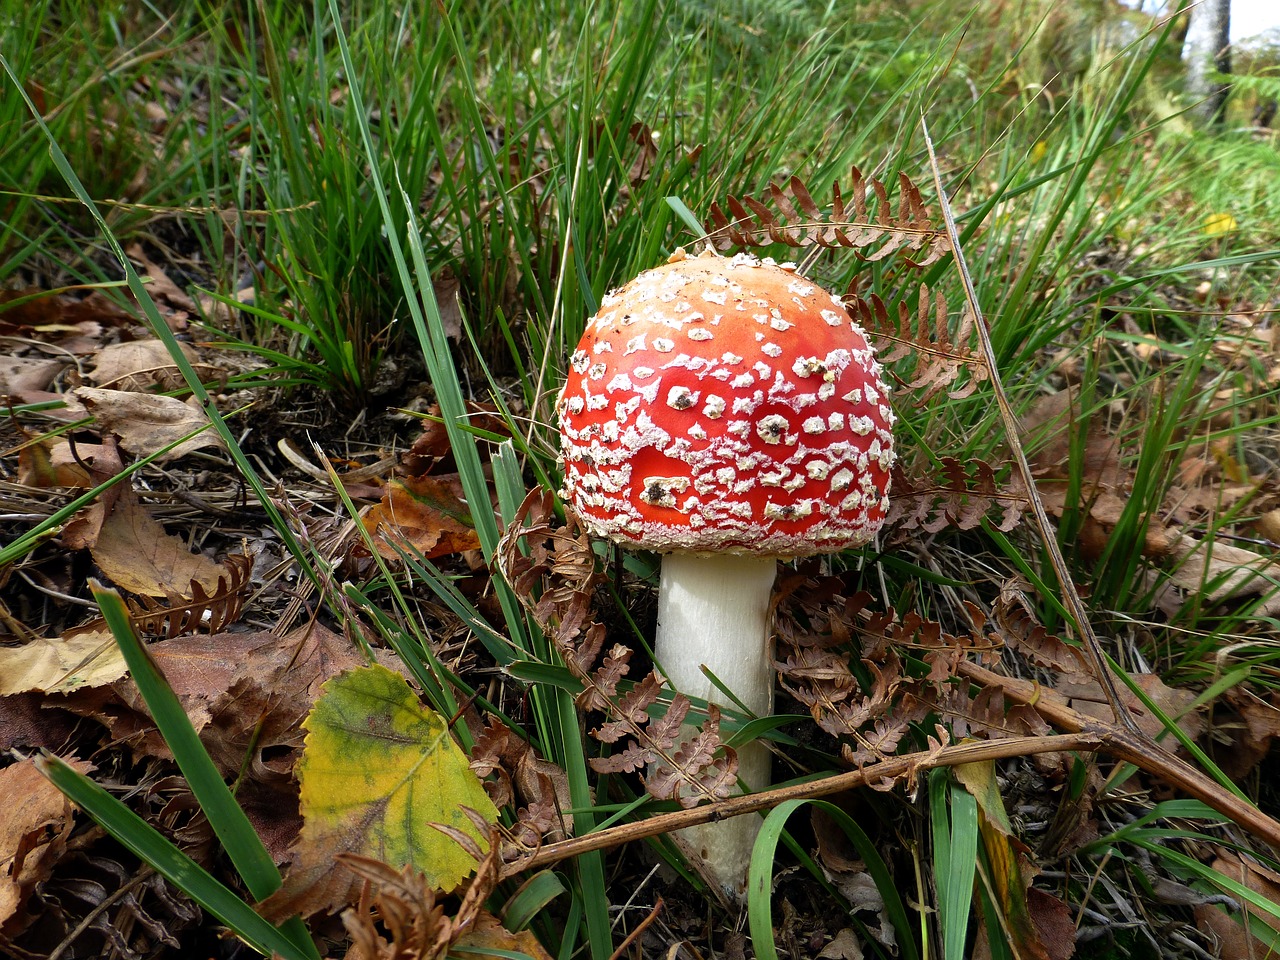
xmin=557 ymin=247 xmax=895 ymax=557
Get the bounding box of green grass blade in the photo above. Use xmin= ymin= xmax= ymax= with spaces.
xmin=750 ymin=799 xmax=919 ymax=960
xmin=930 ymin=770 xmax=978 ymax=960
xmin=500 ymin=870 xmax=568 ymax=932
xmin=89 ymin=582 xmax=319 ymax=960
xmin=1126 ymin=835 xmax=1280 ymax=943
xmin=34 ymin=754 xmax=311 ymax=960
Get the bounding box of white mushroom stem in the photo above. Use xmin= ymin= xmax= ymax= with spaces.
xmin=654 ymin=551 xmax=778 ymax=896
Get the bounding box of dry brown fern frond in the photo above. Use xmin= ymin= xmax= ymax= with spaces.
xmin=497 ymin=490 xmax=738 ymax=808
xmin=124 ymin=552 xmax=252 ymax=638
xmin=338 ymin=826 xmax=522 ymax=960
xmin=706 ymin=168 xmax=950 ymax=267
xmin=885 ymin=457 xmax=1029 ymax=535
xmin=858 ymin=284 xmax=988 ymax=405
xmin=62 ymin=553 xmax=252 ymax=641
xmin=775 ymin=578 xmax=1016 ymax=768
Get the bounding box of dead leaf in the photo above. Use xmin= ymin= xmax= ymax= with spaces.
xmin=125 ymin=243 xmax=197 ymax=320
xmin=0 ymin=288 xmax=129 ymax=343
xmin=1040 ymin=484 xmax=1280 ymax=616
xmin=197 ymin=283 xmax=256 ymax=327
xmin=1213 ymin=689 xmax=1280 ymax=780
xmin=1254 ymin=508 xmax=1280 ymax=545
xmin=0 ymin=693 xmax=80 ymax=753
xmin=88 ymin=339 xmax=201 ymax=392
xmin=401 ymin=403 xmax=511 ymax=476
xmin=359 ymin=473 xmax=482 ymax=561
xmin=1026 ymin=889 xmax=1075 ymax=960
xmin=1157 ymin=530 xmax=1280 ymax=614
xmin=65 ymin=623 xmax=362 ymax=781
xmin=433 ymin=269 xmax=464 ymax=341
xmin=336 ymin=850 xmax=532 ymax=960
xmin=60 ymin=437 xmax=126 ymax=550
xmin=470 ymin=718 xmax=574 ymax=842
xmin=454 ymin=913 xmax=553 ymax=959
xmin=1062 ymin=673 xmax=1206 ymax=743
xmin=810 ymin=807 xmax=895 ymax=950
xmin=1193 ymin=853 xmax=1280 ymax=960
xmin=0 ymin=628 xmax=127 ymax=695
xmin=16 ymin=437 xmax=99 ymax=489
xmin=89 ymin=487 xmax=229 ymax=598
xmin=1025 ymin=387 xmax=1125 ymax=494
xmin=0 ymin=757 xmax=93 ymax=938
xmin=73 ymin=386 xmax=224 ymax=461
xmin=0 ymin=356 xmax=65 ymax=397
xmin=818 ymin=929 xmax=865 ymax=960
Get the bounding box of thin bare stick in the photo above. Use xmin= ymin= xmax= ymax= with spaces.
xmin=958 ymin=661 xmax=1280 ymax=850
xmin=511 ymin=734 xmax=1098 ymax=874
xmin=919 ymin=117 xmax=1142 ymax=736
xmin=515 ymin=664 xmax=1280 ymax=876
xmin=608 ymin=898 xmax=665 ymax=960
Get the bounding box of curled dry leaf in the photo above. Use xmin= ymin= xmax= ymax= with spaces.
xmin=88 ymin=486 xmax=230 ymax=598
xmin=454 ymin=912 xmax=553 ymax=960
xmin=993 ymin=585 xmax=1092 ymax=685
xmin=87 ymin=339 xmax=203 ymax=392
xmin=358 ymin=473 xmax=482 ymax=561
xmin=819 ymin=928 xmax=866 ymax=960
xmin=402 ymin=402 xmax=511 ymax=476
xmin=0 ymin=628 xmax=126 ymax=695
xmin=118 ymin=552 xmax=252 ymax=639
xmin=17 ymin=438 xmax=108 ymax=489
xmin=470 ymin=718 xmax=574 ymax=844
xmin=340 ymin=856 xmax=454 ymax=960
xmin=0 ymin=756 xmax=93 ymax=939
xmin=60 ymin=436 xmax=126 ymax=550
xmin=1213 ymin=689 xmax=1280 ymax=780
xmin=0 ymin=356 xmax=65 ymax=399
xmin=72 ymin=386 xmax=224 ymax=461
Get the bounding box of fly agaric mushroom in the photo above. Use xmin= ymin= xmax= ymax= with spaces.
xmin=556 ymin=246 xmax=894 ymax=895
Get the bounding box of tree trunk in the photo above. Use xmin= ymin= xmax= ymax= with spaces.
xmin=1182 ymin=0 xmax=1232 ymax=127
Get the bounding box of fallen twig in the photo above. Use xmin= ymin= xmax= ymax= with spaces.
xmin=511 ymin=733 xmax=1098 ymax=874
xmin=958 ymin=661 xmax=1280 ymax=849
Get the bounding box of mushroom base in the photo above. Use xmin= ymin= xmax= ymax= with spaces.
xmin=654 ymin=551 xmax=778 ymax=896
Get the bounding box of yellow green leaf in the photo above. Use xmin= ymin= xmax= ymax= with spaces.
xmin=260 ymin=663 xmax=498 ymax=920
